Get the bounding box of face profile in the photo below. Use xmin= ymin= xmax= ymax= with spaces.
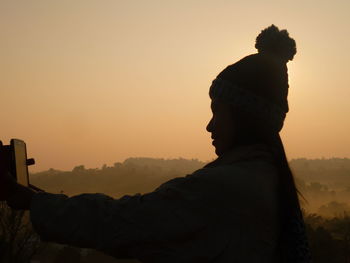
xmin=206 ymin=98 xmax=236 ymax=156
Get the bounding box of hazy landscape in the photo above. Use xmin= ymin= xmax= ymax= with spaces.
xmin=2 ymin=0 xmax=349 ymax=261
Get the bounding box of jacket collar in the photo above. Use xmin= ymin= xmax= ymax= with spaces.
xmin=204 ymin=143 xmax=275 ymax=168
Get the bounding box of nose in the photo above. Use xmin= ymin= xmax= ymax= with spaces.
xmin=206 ymin=117 xmax=213 ymax=133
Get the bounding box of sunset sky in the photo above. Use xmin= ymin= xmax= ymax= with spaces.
xmin=1 ymin=0 xmax=350 ymax=172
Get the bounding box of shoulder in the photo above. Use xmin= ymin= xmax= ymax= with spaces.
xmin=193 ymin=159 xmax=279 ymax=189
xmin=156 ymin=158 xmax=279 ymax=204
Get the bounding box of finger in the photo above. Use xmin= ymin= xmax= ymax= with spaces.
xmin=0 ymin=143 xmax=10 ymax=172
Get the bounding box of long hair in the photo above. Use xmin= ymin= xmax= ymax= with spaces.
xmin=230 ymin=107 xmax=304 ymax=206
xmin=266 ymin=134 xmax=312 ymax=262
xmin=231 ymin=107 xmax=312 ymax=262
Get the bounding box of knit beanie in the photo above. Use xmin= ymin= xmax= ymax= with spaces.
xmin=209 ymin=24 xmax=296 ymax=133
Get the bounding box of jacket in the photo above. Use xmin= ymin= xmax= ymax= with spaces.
xmin=30 ymin=143 xmax=281 ymax=262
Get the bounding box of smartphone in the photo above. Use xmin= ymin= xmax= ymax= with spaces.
xmin=10 ymin=139 xmax=30 ymax=187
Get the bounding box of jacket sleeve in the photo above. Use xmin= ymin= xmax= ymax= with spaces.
xmin=29 ymin=168 xmax=220 ymax=257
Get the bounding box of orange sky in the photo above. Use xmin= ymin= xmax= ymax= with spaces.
xmin=1 ymin=0 xmax=350 ymax=172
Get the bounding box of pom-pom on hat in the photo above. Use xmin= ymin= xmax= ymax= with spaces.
xmin=209 ymin=24 xmax=297 ymax=133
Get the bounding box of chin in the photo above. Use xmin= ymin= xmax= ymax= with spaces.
xmin=214 ymin=142 xmax=232 ymax=156
xmin=214 ymin=146 xmax=224 ymax=157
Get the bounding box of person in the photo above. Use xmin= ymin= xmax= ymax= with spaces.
xmin=0 ymin=25 xmax=312 ymax=262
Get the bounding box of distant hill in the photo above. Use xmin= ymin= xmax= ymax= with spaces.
xmin=30 ymin=157 xmax=207 ymax=198
xmin=290 ymin=158 xmax=350 ymax=188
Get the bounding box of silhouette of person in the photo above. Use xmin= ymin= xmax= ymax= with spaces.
xmin=1 ymin=25 xmax=312 ymax=262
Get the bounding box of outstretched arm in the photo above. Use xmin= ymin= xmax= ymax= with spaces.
xmin=3 ymin=162 xmax=280 ymax=261
xmin=27 ymin=171 xmax=217 ymax=258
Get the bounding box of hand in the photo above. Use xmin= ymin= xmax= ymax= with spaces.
xmin=0 ymin=170 xmax=17 ymax=201
xmin=0 ymin=141 xmax=14 ymax=200
xmin=0 ymin=170 xmax=35 ymax=210
xmin=6 ymin=182 xmax=35 ymax=210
